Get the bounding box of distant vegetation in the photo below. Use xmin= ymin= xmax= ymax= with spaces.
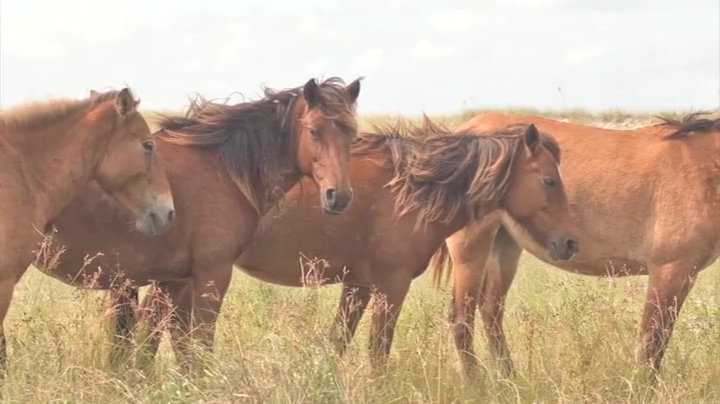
xmin=146 ymin=108 xmax=712 ymax=132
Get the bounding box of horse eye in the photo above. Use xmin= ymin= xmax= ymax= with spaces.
xmin=310 ymin=128 xmax=320 ymax=140
xmin=142 ymin=140 xmax=154 ymax=152
xmin=543 ymin=177 xmax=556 ymax=187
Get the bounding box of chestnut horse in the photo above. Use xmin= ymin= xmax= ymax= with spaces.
xmin=133 ymin=119 xmax=579 ymax=367
xmin=435 ymin=113 xmax=719 ymax=376
xmin=0 ymin=89 xmax=174 ymax=371
xmin=41 ymin=77 xmax=361 ymax=366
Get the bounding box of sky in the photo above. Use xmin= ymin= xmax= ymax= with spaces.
xmin=1 ymin=0 xmax=718 ymax=115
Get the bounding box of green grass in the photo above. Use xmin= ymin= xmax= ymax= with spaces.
xmin=6 ymin=256 xmax=719 ymax=403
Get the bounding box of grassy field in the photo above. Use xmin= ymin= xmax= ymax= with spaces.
xmin=3 ymin=110 xmax=719 ymax=403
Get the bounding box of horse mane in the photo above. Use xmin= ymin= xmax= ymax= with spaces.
xmin=658 ymin=112 xmax=720 ymax=140
xmin=352 ymin=118 xmax=558 ymax=227
xmin=158 ymin=77 xmax=357 ymax=212
xmin=0 ymin=90 xmax=124 ymax=133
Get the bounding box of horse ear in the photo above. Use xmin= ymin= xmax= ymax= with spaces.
xmin=345 ymin=78 xmax=362 ymax=104
xmin=89 ymin=90 xmax=102 ymax=100
xmin=115 ymin=88 xmax=136 ymax=117
xmin=523 ymin=124 xmax=541 ymax=155
xmin=303 ymin=78 xmax=320 ymax=108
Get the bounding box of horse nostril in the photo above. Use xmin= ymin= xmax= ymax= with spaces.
xmin=325 ymin=188 xmax=336 ymax=204
xmin=565 ymin=238 xmax=579 ymax=254
xmin=167 ymin=210 xmax=175 ymax=223
xmin=149 ymin=212 xmax=159 ymax=227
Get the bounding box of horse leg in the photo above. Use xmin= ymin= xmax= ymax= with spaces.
xmin=0 ymin=276 xmax=16 ymax=375
xmin=637 ymin=261 xmax=698 ymax=374
xmin=107 ymin=284 xmax=139 ymax=367
xmin=367 ymin=274 xmax=412 ymax=370
xmin=135 ymin=282 xmax=174 ymax=369
xmin=168 ymin=264 xmax=232 ymax=372
xmin=478 ymin=226 xmax=522 ymax=377
xmin=330 ymin=283 xmax=371 ymax=356
xmin=159 ymin=280 xmax=195 ymax=370
xmin=0 ymin=246 xmax=32 ymax=375
xmin=445 ymin=224 xmax=498 ymax=377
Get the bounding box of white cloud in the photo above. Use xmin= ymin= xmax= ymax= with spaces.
xmin=412 ymin=39 xmax=455 ymax=61
xmin=303 ymin=57 xmax=332 ymax=77
xmin=0 ymin=0 xmax=145 ymax=61
xmin=432 ymin=9 xmax=477 ymax=34
xmin=493 ymin=0 xmax=566 ymax=7
xmin=296 ymin=13 xmax=335 ymax=38
xmin=350 ymin=48 xmax=384 ymax=77
xmin=1 ymin=0 xmax=717 ymax=113
xmin=564 ymin=46 xmax=608 ymax=64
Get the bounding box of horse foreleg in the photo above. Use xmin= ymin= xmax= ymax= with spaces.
xmin=189 ymin=265 xmax=232 ymax=353
xmin=331 ymin=283 xmax=371 ymax=356
xmin=106 ymin=284 xmax=139 ymax=367
xmin=446 ymin=225 xmax=498 ymax=378
xmin=0 ymin=276 xmax=16 ymax=375
xmin=135 ymin=281 xmax=174 ymax=369
xmin=478 ymin=226 xmax=521 ymax=377
xmin=0 ymin=246 xmax=32 ymax=376
xmin=166 ymin=264 xmax=232 ymax=373
xmin=637 ymin=261 xmax=698 ymax=374
xmin=368 ymin=274 xmax=411 ymax=370
xmin=162 ymin=280 xmax=194 ymax=371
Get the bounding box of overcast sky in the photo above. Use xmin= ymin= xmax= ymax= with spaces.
xmin=1 ymin=0 xmax=718 ymax=114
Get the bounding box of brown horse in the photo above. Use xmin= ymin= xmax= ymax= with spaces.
xmin=42 ymin=77 xmax=361 ymax=366
xmin=132 ymin=119 xmax=579 ymax=367
xmin=436 ymin=113 xmax=719 ymax=376
xmin=0 ymin=88 xmax=174 ymax=370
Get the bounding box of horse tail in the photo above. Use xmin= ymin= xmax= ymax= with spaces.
xmin=430 ymin=241 xmax=452 ymax=289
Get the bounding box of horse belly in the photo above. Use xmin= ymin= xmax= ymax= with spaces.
xmin=43 ymin=215 xmax=191 ymax=289
xmin=548 ymin=257 xmax=648 ymax=277
xmin=237 ymin=248 xmax=354 ymax=288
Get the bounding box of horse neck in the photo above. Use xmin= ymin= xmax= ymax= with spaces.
xmin=443 ymin=199 xmax=501 ymax=236
xmin=437 ymin=145 xmax=507 ymax=235
xmin=17 ymin=104 xmax=117 ymax=225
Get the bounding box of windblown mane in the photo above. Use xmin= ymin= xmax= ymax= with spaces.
xmin=352 ymin=118 xmax=558 ymax=226
xmin=0 ymin=90 xmax=124 ymax=133
xmin=659 ymin=112 xmax=720 ymax=139
xmin=158 ymin=77 xmax=356 ymax=212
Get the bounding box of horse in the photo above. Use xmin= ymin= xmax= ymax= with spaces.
xmin=434 ymin=112 xmax=719 ymax=377
xmin=41 ymin=77 xmax=361 ymax=367
xmin=130 ymin=118 xmax=579 ymax=368
xmin=0 ymin=88 xmax=174 ymax=371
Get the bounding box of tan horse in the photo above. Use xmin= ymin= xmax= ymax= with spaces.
xmin=130 ymin=119 xmax=579 ymax=367
xmin=436 ymin=113 xmax=719 ymax=376
xmin=0 ymin=89 xmax=174 ymax=371
xmin=42 ymin=78 xmax=361 ymax=367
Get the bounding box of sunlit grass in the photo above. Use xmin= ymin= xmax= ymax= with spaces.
xmin=5 ymin=257 xmax=719 ymax=403
xmin=4 ymin=110 xmax=718 ymax=402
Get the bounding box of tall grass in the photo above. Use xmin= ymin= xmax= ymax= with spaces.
xmin=7 ymin=257 xmax=719 ymax=403
xmin=3 ymin=110 xmax=718 ymax=403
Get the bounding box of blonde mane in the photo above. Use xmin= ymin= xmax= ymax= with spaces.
xmin=0 ymin=91 xmax=122 ymax=133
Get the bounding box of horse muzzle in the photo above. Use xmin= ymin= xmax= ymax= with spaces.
xmin=135 ymin=194 xmax=175 ymax=235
